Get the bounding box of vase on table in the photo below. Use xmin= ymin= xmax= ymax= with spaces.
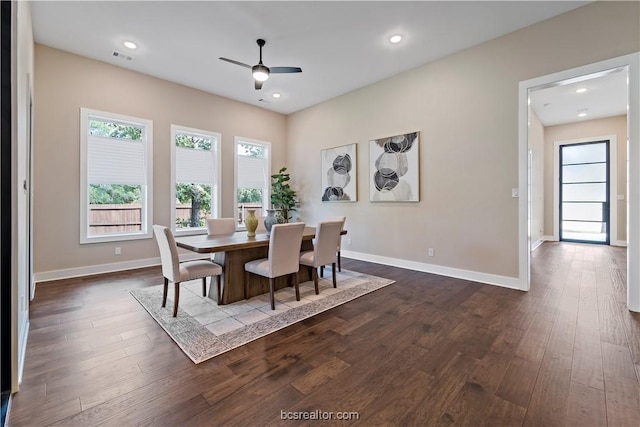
xmin=245 ymin=209 xmax=258 ymax=237
xmin=264 ymin=209 xmax=285 ymax=235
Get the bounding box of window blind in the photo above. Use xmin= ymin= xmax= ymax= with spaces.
xmin=237 ymin=155 xmax=267 ymax=188
xmin=87 ymin=135 xmax=146 ymax=185
xmin=175 ymin=146 xmax=214 ymax=184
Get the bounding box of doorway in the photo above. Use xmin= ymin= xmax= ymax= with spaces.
xmin=559 ymin=140 xmax=610 ymax=244
xmin=518 ymin=52 xmax=639 ymax=312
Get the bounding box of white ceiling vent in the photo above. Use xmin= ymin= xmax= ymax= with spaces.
xmin=112 ymin=50 xmax=133 ymax=61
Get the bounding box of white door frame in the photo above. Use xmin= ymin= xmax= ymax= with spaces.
xmin=518 ymin=52 xmax=640 ymax=312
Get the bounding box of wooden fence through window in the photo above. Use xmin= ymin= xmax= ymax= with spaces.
xmin=88 ymin=203 xmax=263 ymax=234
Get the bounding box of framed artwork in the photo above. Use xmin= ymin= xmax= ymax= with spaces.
xmin=369 ymin=131 xmax=419 ymax=202
xmin=321 ymin=143 xmax=357 ymax=202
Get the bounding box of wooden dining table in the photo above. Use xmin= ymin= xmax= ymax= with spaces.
xmin=175 ymin=226 xmax=346 ymax=305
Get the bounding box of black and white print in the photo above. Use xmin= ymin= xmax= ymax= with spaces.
xmin=369 ymin=131 xmax=419 ymax=202
xmin=321 ymin=143 xmax=357 ymax=202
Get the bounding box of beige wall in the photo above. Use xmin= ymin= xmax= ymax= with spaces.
xmin=529 ymin=110 xmax=545 ymax=245
xmin=33 ymin=45 xmax=287 ymax=274
xmin=543 ymin=115 xmax=628 ymax=242
xmin=287 ymin=1 xmax=639 ymax=278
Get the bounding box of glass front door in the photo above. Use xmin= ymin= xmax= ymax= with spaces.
xmin=560 ymin=141 xmax=610 ymax=244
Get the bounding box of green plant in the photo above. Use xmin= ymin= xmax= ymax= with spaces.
xmin=270 ymin=167 xmax=298 ymax=222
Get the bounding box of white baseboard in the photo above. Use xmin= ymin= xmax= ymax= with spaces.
xmin=531 ymin=238 xmax=544 ymax=251
xmin=33 ymin=252 xmax=208 ymax=284
xmin=341 ymin=250 xmax=524 ymax=291
xmin=538 ymin=235 xmax=626 ymax=247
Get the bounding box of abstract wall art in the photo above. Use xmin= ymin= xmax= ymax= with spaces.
xmin=321 ymin=143 xmax=357 ymax=202
xmin=369 ymin=131 xmax=419 ymax=202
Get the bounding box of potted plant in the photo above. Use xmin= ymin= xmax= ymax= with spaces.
xmin=270 ymin=167 xmax=298 ymax=223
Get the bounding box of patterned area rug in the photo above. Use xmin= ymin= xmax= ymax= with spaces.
xmin=131 ymin=269 xmax=394 ymax=364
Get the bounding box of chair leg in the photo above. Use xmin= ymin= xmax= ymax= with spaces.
xmin=173 ymin=282 xmax=180 ymax=317
xmin=320 ymin=266 xmax=324 ymax=278
xmin=332 ymin=262 xmax=337 ymax=288
xmin=269 ymin=278 xmax=275 ymax=310
xmin=294 ymin=272 xmax=300 ymax=301
xmin=337 ymin=251 xmax=341 ymax=272
xmin=162 ymin=277 xmax=169 ymax=307
xmin=313 ymin=267 xmax=319 ymax=295
xmin=216 ymin=275 xmax=221 ymax=305
xmin=202 ymin=277 xmax=207 ymax=297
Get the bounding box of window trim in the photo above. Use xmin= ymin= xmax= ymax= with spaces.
xmin=234 ymin=136 xmax=271 ymax=231
xmin=80 ymin=108 xmax=153 ymax=244
xmin=170 ymin=124 xmax=222 ymax=236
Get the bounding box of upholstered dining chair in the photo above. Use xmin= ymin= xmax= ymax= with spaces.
xmin=206 ymin=217 xmax=236 ymax=235
xmin=205 ymin=217 xmax=236 ymax=261
xmin=321 ymin=216 xmax=346 ymax=277
xmin=244 ymin=222 xmax=305 ymax=310
xmin=153 ymin=225 xmax=223 ymax=316
xmin=300 ymin=220 xmax=344 ymax=294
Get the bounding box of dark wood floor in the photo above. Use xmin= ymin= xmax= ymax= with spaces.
xmin=9 ymin=242 xmax=640 ymax=426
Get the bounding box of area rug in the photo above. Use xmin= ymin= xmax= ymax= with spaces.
xmin=131 ymin=269 xmax=394 ymax=363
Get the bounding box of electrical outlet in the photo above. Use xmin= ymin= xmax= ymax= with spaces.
xmin=347 ymin=237 xmax=352 ymax=246
xmin=115 ymin=247 xmax=121 ymax=256
xmin=428 ymin=248 xmax=435 ymax=257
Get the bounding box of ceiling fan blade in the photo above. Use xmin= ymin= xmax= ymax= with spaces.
xmin=219 ymin=57 xmax=252 ymax=69
xmin=255 ymin=80 xmax=263 ymax=90
xmin=270 ymin=67 xmax=302 ymax=74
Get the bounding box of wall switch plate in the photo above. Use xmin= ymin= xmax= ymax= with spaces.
xmin=428 ymin=248 xmax=435 ymax=257
xmin=115 ymin=247 xmax=121 ymax=255
xmin=511 ymin=188 xmax=519 ymax=198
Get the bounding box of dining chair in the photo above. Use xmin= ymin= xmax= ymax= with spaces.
xmin=206 ymin=218 xmax=236 ymax=235
xmin=153 ymin=225 xmax=223 ymax=316
xmin=300 ymin=220 xmax=344 ymax=294
xmin=205 ymin=217 xmax=236 ymax=261
xmin=320 ymin=216 xmax=346 ymax=277
xmin=244 ymin=222 xmax=305 ymax=310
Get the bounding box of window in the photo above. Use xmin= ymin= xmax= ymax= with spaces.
xmin=235 ymin=137 xmax=270 ymax=229
xmin=80 ymin=108 xmax=153 ymax=243
xmin=171 ymin=125 xmax=221 ymax=234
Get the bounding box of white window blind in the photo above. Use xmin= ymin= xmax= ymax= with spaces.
xmin=175 ymin=146 xmax=214 ymax=184
xmin=237 ymin=155 xmax=267 ymax=188
xmin=87 ymin=136 xmax=146 ymax=184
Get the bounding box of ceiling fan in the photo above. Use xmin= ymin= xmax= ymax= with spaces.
xmin=219 ymin=39 xmax=302 ymax=90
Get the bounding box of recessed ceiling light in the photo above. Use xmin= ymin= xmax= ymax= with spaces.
xmin=576 ymin=88 xmax=587 ymax=94
xmin=389 ymin=35 xmax=402 ymax=44
xmin=123 ymin=41 xmax=137 ymax=50
xmin=272 ymin=93 xmax=281 ymax=99
xmin=578 ymin=112 xmax=588 ymax=117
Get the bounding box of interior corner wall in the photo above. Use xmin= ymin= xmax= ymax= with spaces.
xmin=543 ymin=115 xmax=628 ymax=242
xmin=528 ymin=109 xmax=545 ymax=245
xmin=33 ymin=45 xmax=287 ymax=276
xmin=286 ymin=1 xmax=639 ymax=279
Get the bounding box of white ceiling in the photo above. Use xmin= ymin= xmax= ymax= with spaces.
xmin=31 ymin=1 xmax=590 ymax=115
xmin=529 ymin=69 xmax=628 ymax=127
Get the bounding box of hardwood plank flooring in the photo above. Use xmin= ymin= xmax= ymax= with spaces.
xmin=9 ymin=242 xmax=640 ymax=426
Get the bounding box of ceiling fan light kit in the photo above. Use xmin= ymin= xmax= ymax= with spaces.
xmin=219 ymin=39 xmax=302 ymax=90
